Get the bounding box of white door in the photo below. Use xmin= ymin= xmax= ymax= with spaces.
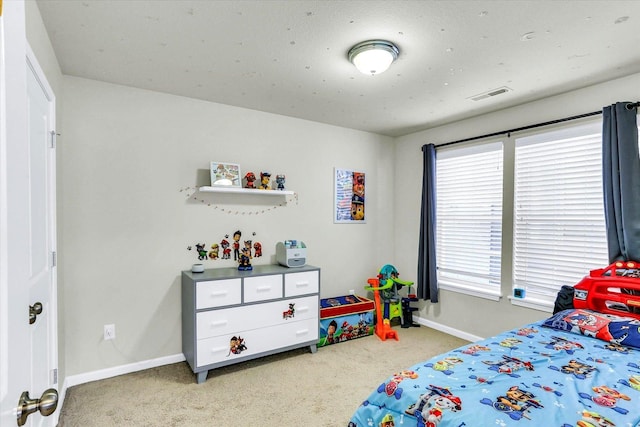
xmin=25 ymin=43 xmax=58 ymax=427
xmin=0 ymin=1 xmax=59 ymax=426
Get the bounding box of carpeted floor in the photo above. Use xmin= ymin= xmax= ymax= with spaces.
xmin=57 ymin=326 xmax=468 ymax=426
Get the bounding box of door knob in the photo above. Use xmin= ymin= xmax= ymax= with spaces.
xmin=16 ymin=388 xmax=58 ymax=426
xmin=29 ymin=302 xmax=43 ymax=325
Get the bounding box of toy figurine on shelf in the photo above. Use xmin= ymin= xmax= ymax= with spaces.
xmin=244 ymin=172 xmax=257 ymax=189
xmin=259 ymin=171 xmax=271 ymax=190
xmin=275 ymin=174 xmax=286 ymax=190
xmin=237 ymin=246 xmax=252 ymax=271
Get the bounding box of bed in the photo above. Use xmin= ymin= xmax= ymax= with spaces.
xmin=348 ymin=261 xmax=640 ymax=427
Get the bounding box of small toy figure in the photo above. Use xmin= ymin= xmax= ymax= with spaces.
xmin=275 ymin=174 xmax=286 ymax=190
xmin=259 ymin=171 xmax=271 ymax=190
xmin=237 ymin=246 xmax=252 ymax=270
xmin=253 ymin=241 xmax=262 ymax=257
xmin=243 ymin=240 xmax=253 ymax=258
xmin=208 ymin=243 xmax=219 ymax=259
xmin=232 ymin=230 xmax=241 ymax=260
xmin=244 ymin=171 xmax=257 ymax=189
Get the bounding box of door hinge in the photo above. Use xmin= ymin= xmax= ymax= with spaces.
xmin=50 ymin=130 xmax=58 ymax=148
xmin=51 ymin=251 xmax=57 ymax=268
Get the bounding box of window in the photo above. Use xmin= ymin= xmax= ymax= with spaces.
xmin=512 ymin=122 xmax=609 ymax=310
xmin=436 ymin=142 xmax=504 ymax=300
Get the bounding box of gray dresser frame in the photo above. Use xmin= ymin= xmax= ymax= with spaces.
xmin=182 ymin=264 xmax=320 ymax=383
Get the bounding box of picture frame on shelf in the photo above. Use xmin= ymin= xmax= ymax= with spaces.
xmin=334 ymin=167 xmax=366 ymax=223
xmin=210 ymin=162 xmax=241 ymax=187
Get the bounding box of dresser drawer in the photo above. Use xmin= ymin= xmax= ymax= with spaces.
xmin=196 ymin=295 xmax=318 ymax=340
xmin=196 ymin=279 xmax=241 ymax=309
xmin=285 ymin=270 xmax=319 ymax=297
xmin=196 ymin=317 xmax=319 ymax=367
xmin=244 ymin=274 xmax=283 ymax=302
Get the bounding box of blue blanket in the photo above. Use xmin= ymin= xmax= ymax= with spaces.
xmin=348 ymin=312 xmax=640 ymax=427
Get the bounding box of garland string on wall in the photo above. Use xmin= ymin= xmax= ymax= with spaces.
xmin=179 ymin=186 xmax=298 ymax=215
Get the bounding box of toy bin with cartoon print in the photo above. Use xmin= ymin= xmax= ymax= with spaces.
xmin=318 ymin=295 xmax=375 ymax=347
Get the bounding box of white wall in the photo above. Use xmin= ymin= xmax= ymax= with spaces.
xmin=61 ymin=76 xmax=394 ymax=376
xmin=394 ymin=72 xmax=640 ymax=338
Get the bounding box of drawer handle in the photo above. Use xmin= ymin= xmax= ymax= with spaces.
xmin=210 ymin=291 xmax=228 ymax=297
xmin=296 ymin=329 xmax=309 ymax=336
xmin=256 ymin=286 xmax=272 ymax=292
xmin=295 ymin=281 xmax=309 ymax=287
xmin=210 ymin=320 xmax=228 ymax=327
xmin=297 ymin=306 xmax=309 ymax=313
xmin=210 ymin=346 xmax=228 ymax=354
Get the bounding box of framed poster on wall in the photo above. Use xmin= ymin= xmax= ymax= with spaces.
xmin=334 ymin=168 xmax=366 ymax=223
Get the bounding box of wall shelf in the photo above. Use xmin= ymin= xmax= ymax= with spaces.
xmin=198 ymin=186 xmax=294 ymax=196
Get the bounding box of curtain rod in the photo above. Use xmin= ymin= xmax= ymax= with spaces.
xmin=435 ymin=101 xmax=639 ymax=149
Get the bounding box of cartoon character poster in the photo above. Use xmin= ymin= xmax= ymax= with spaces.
xmin=334 ymin=168 xmax=366 ymax=223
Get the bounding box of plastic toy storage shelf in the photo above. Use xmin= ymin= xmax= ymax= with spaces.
xmin=198 ymin=186 xmax=294 ymax=196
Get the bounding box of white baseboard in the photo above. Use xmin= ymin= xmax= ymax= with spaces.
xmin=63 ymin=353 xmax=185 ymax=390
xmin=413 ymin=315 xmax=484 ymax=343
xmin=62 ymin=321 xmax=477 ymax=391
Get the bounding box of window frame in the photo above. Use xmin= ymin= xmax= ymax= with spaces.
xmin=435 ymin=141 xmax=505 ymax=301
xmin=434 ymin=117 xmax=615 ymax=312
xmin=510 ymin=121 xmax=609 ymax=312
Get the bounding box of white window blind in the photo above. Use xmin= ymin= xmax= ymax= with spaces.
xmin=513 ymin=122 xmax=608 ymax=310
xmin=436 ymin=142 xmax=504 ymax=300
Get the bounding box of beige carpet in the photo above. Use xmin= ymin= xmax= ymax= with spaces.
xmin=57 ymin=326 xmax=467 ymax=427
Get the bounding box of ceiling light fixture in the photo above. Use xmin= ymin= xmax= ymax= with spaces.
xmin=348 ymin=40 xmax=399 ymax=76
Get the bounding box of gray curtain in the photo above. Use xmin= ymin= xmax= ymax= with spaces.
xmin=417 ymin=143 xmax=438 ymax=302
xmin=602 ymin=102 xmax=640 ymax=262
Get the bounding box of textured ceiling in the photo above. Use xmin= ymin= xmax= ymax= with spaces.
xmin=36 ymin=0 xmax=640 ymax=137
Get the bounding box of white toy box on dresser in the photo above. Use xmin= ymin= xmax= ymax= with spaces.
xmin=181 ymin=264 xmax=320 ymax=383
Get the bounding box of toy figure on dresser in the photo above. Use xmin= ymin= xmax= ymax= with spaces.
xmin=259 ymin=171 xmax=271 ymax=190
xmin=244 ymin=172 xmax=257 ymax=189
xmin=238 ymin=246 xmax=252 ymax=270
xmin=243 ymin=240 xmax=253 ymax=259
xmin=275 ymin=174 xmax=286 ymax=190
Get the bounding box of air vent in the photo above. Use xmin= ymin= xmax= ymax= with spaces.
xmin=469 ymin=86 xmax=512 ymax=101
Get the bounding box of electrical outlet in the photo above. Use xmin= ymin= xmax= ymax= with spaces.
xmin=104 ymin=324 xmax=115 ymax=340
xmin=348 ymin=289 xmax=355 ymax=295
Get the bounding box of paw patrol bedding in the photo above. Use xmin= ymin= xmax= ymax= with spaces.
xmin=348 ymin=311 xmax=640 ymax=427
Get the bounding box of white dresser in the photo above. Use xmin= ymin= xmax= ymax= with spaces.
xmin=182 ymin=264 xmax=320 ymax=383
